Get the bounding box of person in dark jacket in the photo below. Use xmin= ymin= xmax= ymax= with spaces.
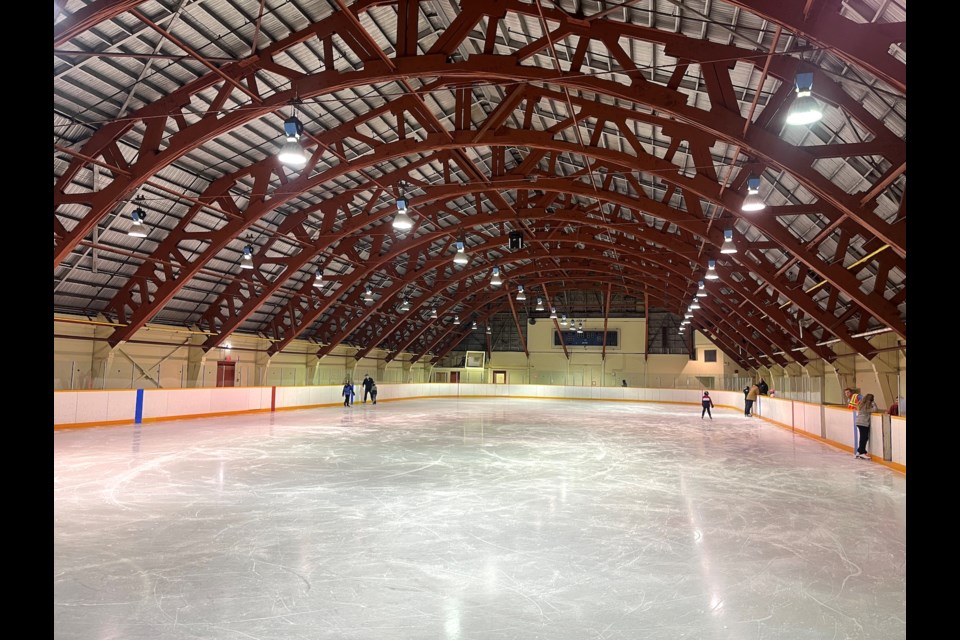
xmin=701 ymin=391 xmax=714 ymax=419
xmin=361 ymin=375 xmax=373 ymax=403
xmin=370 ymin=381 xmax=378 ymax=405
xmin=342 ymin=381 xmax=353 ymax=407
xmin=758 ymin=379 xmax=769 ymax=396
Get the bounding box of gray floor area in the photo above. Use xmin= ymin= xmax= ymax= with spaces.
xmin=54 ymin=398 xmax=906 ymax=639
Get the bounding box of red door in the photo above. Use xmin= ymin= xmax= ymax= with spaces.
xmin=216 ymin=361 xmax=236 ymax=387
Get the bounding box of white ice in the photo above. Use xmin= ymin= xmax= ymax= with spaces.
xmin=54 ymin=398 xmax=906 ymax=639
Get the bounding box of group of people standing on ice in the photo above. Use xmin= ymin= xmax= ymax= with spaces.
xmin=342 ymin=375 xmax=378 ymax=406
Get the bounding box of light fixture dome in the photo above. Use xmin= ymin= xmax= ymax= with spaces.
xmin=278 ymin=140 xmax=307 ymax=167
xmin=392 ymin=209 xmax=414 ymax=230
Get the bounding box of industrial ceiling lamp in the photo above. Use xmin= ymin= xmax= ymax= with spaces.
xmin=313 ymin=268 xmax=324 ymax=287
xmin=560 ymin=314 xmax=568 ymax=326
xmin=453 ymin=315 xmax=461 ymax=325
xmin=278 ymin=105 xmax=307 ymax=168
xmin=240 ymin=244 xmax=255 ymax=269
xmin=453 ymin=240 xmax=469 ymax=266
xmin=392 ymin=182 xmax=414 ymax=230
xmin=549 ymin=307 xmax=558 ymax=319
xmin=690 ymin=298 xmax=700 ymax=310
xmin=785 ymin=72 xmax=823 ymax=126
xmin=453 ymin=229 xmax=469 ymax=266
xmin=486 ymin=324 xmax=492 ymax=335
xmin=696 ymin=280 xmax=707 ymax=297
xmin=705 ymin=259 xmax=719 ymax=280
xmin=430 ymin=308 xmax=438 ymax=319
xmin=490 ymin=266 xmax=502 ymax=287
xmin=399 ymin=297 xmax=411 ymax=312
xmin=472 ymin=320 xmax=478 ymax=330
xmin=535 ymin=297 xmax=545 ymax=312
xmin=127 ymin=205 xmax=148 ymax=238
xmin=721 ymin=229 xmax=738 ymax=254
xmin=363 ymin=285 xmax=374 ymax=302
xmin=516 ymin=285 xmax=526 ymax=302
xmin=577 ymin=321 xmax=584 ymax=334
xmin=741 ymin=176 xmax=766 ymax=212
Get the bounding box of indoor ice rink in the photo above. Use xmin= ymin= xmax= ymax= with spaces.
xmin=54 ymin=398 xmax=906 ymax=639
xmin=54 ymin=0 xmax=907 ymax=637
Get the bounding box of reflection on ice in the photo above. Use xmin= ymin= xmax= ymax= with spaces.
xmin=55 ymin=398 xmax=906 ymax=640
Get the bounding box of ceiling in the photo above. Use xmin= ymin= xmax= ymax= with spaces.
xmin=53 ymin=0 xmax=906 ymax=369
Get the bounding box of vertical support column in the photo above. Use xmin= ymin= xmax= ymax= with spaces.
xmin=181 ymin=324 xmax=209 ymax=388
xmin=344 ymin=349 xmax=359 ymax=383
xmin=92 ymin=317 xmax=118 ymax=389
xmin=829 ymin=344 xmax=859 ymax=452
xmin=306 ymin=353 xmax=320 ymax=387
xmin=254 ymin=345 xmax=272 ymax=387
xmin=402 ymin=358 xmax=413 ymax=384
xmin=867 ymin=332 xmax=900 ymax=408
xmin=803 ymin=359 xmax=826 ymax=438
xmin=830 ymin=344 xmax=858 ymax=401
xmin=781 ymin=362 xmax=802 ymax=397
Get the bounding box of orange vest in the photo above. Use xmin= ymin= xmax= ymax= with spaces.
xmin=847 ymin=393 xmax=861 ymax=410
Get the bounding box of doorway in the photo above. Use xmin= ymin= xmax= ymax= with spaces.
xmin=493 ymin=370 xmax=507 ymax=384
xmin=216 ymin=360 xmax=236 ymax=387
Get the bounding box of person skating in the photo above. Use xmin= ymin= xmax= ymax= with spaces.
xmin=361 ymin=375 xmax=373 ymax=403
xmin=701 ymin=391 xmax=714 ymax=419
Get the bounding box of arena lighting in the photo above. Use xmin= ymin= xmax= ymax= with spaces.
xmin=127 ymin=207 xmax=148 ymax=238
xmin=453 ymin=315 xmax=461 ymax=325
xmin=399 ymin=298 xmax=410 ymax=312
xmin=453 ymin=241 xmax=468 ymax=265
xmin=239 ymin=245 xmax=255 ymax=269
xmin=516 ymin=285 xmax=526 ymax=302
xmin=721 ymin=229 xmax=737 ymax=254
xmin=536 ymin=298 xmax=545 ymax=311
xmin=277 ymin=112 xmax=307 ymax=168
xmin=392 ymin=189 xmax=413 ymax=230
xmin=486 ymin=325 xmax=492 ymax=335
xmin=363 ymin=286 xmax=374 ymax=302
xmin=785 ymin=72 xmax=823 ymax=126
xmin=549 ymin=307 xmax=558 ymax=319
xmin=741 ymin=176 xmax=766 ymax=212
xmin=430 ymin=308 xmax=438 ymax=319
xmin=560 ymin=315 xmax=568 ymax=326
xmin=313 ymin=269 xmax=324 ymax=287
xmin=472 ymin=320 xmax=478 ymax=330
xmin=690 ymin=299 xmax=700 ymax=309
xmin=816 ymin=327 xmax=893 ymax=346
xmin=705 ymin=259 xmax=719 ymax=280
xmin=696 ymin=280 xmax=707 ymax=297
xmin=490 ymin=266 xmax=502 ymax=287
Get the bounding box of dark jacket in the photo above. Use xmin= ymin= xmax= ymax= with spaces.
xmin=758 ymin=380 xmax=769 ymax=396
